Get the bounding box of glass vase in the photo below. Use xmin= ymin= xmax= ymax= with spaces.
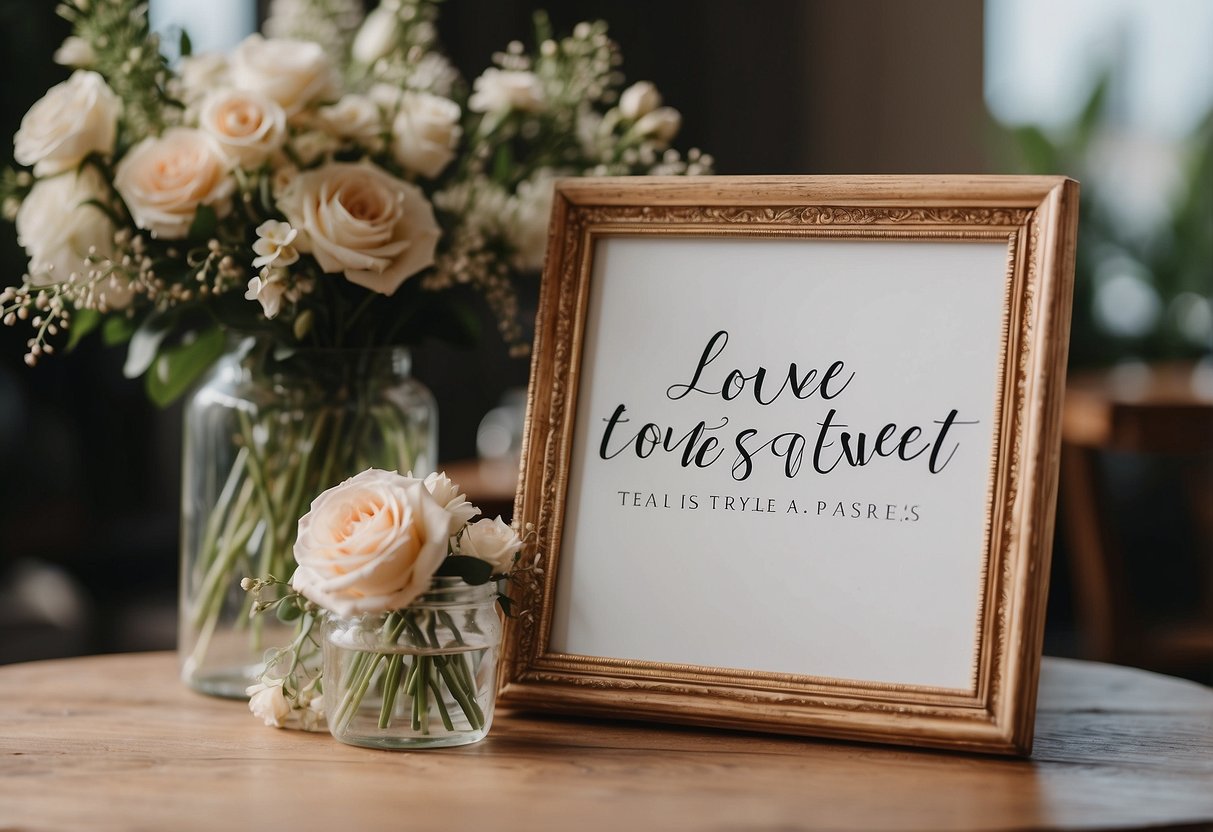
xmin=323 ymin=579 xmax=502 ymax=750
xmin=179 ymin=342 xmax=437 ymax=697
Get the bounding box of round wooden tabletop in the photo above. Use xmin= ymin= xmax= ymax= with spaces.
xmin=1 ymin=653 xmax=1211 ymax=831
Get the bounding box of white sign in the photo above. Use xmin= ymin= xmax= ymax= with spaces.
xmin=552 ymin=236 xmax=1007 ymax=689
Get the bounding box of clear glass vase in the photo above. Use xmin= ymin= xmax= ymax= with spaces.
xmin=179 ymin=342 xmax=437 ymax=697
xmin=323 ymin=579 xmax=502 ymax=750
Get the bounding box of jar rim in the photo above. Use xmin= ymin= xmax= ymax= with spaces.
xmin=328 ymin=579 xmax=498 ymax=620
xmin=414 ymin=577 xmax=498 ymax=606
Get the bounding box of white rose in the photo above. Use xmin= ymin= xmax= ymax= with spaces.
xmin=114 ymin=128 xmax=235 ymax=239
xmin=14 ymin=70 xmax=119 ymax=176
xmin=619 ymin=81 xmax=661 ymax=120
xmin=351 ymin=3 xmax=399 ymax=65
xmin=229 ymin=34 xmax=337 ymax=117
xmin=506 ymin=171 xmax=556 ymax=271
xmin=420 ymin=471 xmax=480 ymax=532
xmin=634 ymin=106 xmax=682 ymax=145
xmin=290 ymin=469 xmax=454 ymax=616
xmin=54 ymin=36 xmax=95 ymax=69
xmin=246 ymin=680 xmax=291 ymax=727
xmin=468 ymin=68 xmax=545 ymax=115
xmin=459 ymin=516 xmax=522 ymax=574
xmin=15 ymin=167 xmax=118 ymax=292
xmin=368 ymin=82 xmax=405 ymax=112
xmin=278 ymin=162 xmax=440 ymax=295
xmin=197 ymin=89 xmax=287 ymax=169
xmin=177 ymin=53 xmax=230 ymax=104
xmin=391 ymin=92 xmax=461 ymax=179
xmin=316 ymin=94 xmax=385 ymax=151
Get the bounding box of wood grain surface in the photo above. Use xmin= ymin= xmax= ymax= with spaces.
xmin=1 ymin=653 xmax=1210 ymax=831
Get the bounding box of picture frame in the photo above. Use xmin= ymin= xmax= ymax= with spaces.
xmin=499 ymin=175 xmax=1079 ymax=755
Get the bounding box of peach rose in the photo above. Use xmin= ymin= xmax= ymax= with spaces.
xmin=290 ymin=469 xmax=454 ymax=616
xmin=277 ymin=162 xmax=440 ymax=295
xmin=197 ymin=88 xmax=287 ymax=169
xmin=114 ymin=128 xmax=235 ymax=239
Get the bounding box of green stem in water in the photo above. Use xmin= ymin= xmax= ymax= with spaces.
xmin=378 ymin=654 xmax=405 ymax=729
xmin=427 ymin=669 xmax=455 ymax=732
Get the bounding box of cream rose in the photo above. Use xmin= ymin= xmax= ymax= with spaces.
xmin=316 ymin=94 xmax=385 ymax=151
xmin=634 ymin=106 xmax=682 ymax=145
xmin=459 ymin=516 xmax=522 ymax=574
xmin=277 ymin=162 xmax=440 ymax=295
xmin=229 ymin=34 xmax=337 ymax=117
xmin=177 ymin=53 xmax=230 ymax=104
xmin=197 ymin=88 xmax=287 ymax=169
xmin=421 ymin=471 xmax=480 ymax=532
xmin=114 ymin=128 xmax=235 ymax=239
xmin=391 ymin=91 xmax=461 ymax=179
xmin=289 ymin=130 xmax=340 ymax=166
xmin=619 ymin=81 xmax=661 ymax=120
xmin=468 ymin=68 xmax=545 ymax=114
xmin=14 ymin=70 xmax=119 ymax=176
xmin=16 ymin=167 xmax=117 ymax=290
xmin=290 ymin=469 xmax=454 ymax=616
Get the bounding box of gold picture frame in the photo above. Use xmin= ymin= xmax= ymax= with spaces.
xmin=499 ymin=175 xmax=1079 ymax=755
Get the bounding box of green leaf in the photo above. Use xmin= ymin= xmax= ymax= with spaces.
xmin=145 ymin=327 xmax=226 ymax=407
xmin=178 ymin=28 xmax=192 ymax=58
xmin=66 ymin=309 xmax=101 ymax=351
xmin=1074 ymin=71 xmax=1111 ymax=151
xmin=101 ymin=315 xmax=137 ymax=346
xmin=496 ymin=592 xmax=515 ymax=618
xmin=123 ymin=315 xmax=173 ymax=378
xmin=276 ymin=598 xmax=303 ymax=622
xmin=434 ymin=556 xmax=494 ymax=586
xmin=187 ymin=204 xmax=217 ymax=242
xmin=492 ymin=143 xmax=515 ymax=184
xmin=1010 ymin=125 xmax=1059 ymax=174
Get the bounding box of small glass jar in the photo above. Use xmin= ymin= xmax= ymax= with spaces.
xmin=323 ymin=578 xmax=502 ymax=750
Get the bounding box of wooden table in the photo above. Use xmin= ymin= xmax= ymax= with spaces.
xmin=1 ymin=654 xmax=1211 ymax=831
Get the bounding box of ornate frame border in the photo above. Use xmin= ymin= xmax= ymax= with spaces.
xmin=498 ymin=176 xmax=1079 ymax=755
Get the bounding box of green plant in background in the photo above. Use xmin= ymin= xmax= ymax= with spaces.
xmin=1003 ymin=75 xmax=1213 ymax=367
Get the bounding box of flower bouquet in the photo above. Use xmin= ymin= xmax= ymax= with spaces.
xmin=1 ymin=0 xmax=709 ymax=694
xmin=243 ymin=468 xmax=535 ymax=749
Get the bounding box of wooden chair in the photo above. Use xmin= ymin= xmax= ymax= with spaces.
xmin=1060 ymin=362 xmax=1213 ymax=671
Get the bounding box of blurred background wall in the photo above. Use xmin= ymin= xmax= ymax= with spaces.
xmin=1 ymin=0 xmax=1209 ymax=681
